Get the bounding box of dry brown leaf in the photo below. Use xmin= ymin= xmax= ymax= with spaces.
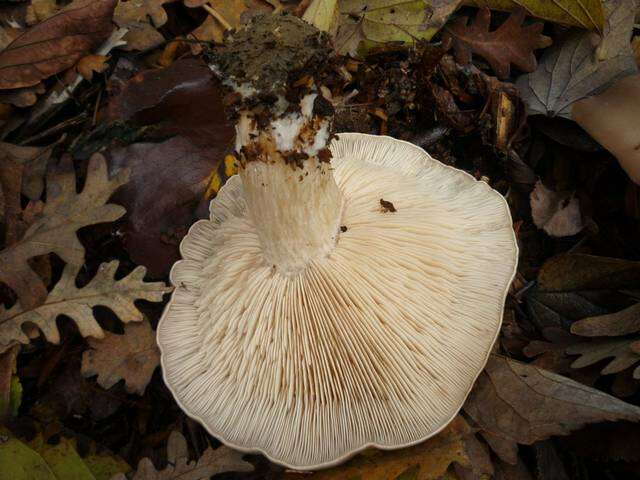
xmin=537 ymin=254 xmax=640 ymax=292
xmin=463 ymin=355 xmax=640 ymax=464
xmin=81 ymin=320 xmax=160 ymax=395
xmin=76 ymin=54 xmax=109 ymax=81
xmin=0 ymin=0 xmax=117 ymax=89
xmin=186 ymin=0 xmax=247 ymax=51
xmin=0 ymin=260 xmax=169 ymax=352
xmin=0 ymin=153 xmax=127 ymax=315
xmin=530 ymin=180 xmax=584 ymax=237
xmin=571 ymin=303 xmax=640 ymax=337
xmin=106 ymin=58 xmax=234 ymax=277
xmin=516 ymin=0 xmax=637 ymax=118
xmin=442 ymin=8 xmax=551 ymax=78
xmin=110 ymin=430 xmax=253 ymax=480
xmin=567 ymin=338 xmax=640 ymax=378
xmin=25 ymin=0 xmax=59 ymax=25
xmin=284 ymin=416 xmax=487 ymax=480
xmin=0 ymin=344 xmax=19 ymax=420
xmin=0 ymin=83 xmax=45 ymax=108
xmin=114 ymin=0 xmax=175 ymax=51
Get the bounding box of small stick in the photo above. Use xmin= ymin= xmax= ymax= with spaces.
xmin=202 ymin=4 xmax=232 ymax=31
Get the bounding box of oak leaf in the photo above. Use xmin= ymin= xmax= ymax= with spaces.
xmin=110 ymin=430 xmax=254 ymax=480
xmin=567 ymin=302 xmax=640 ymax=379
xmin=81 ymin=320 xmax=160 ymax=395
xmin=0 ymin=0 xmax=117 ymax=89
xmin=284 ymin=416 xmax=490 ymax=480
xmin=76 ymin=54 xmax=109 ymax=81
xmin=0 ymin=153 xmax=127 ymax=313
xmin=516 ymin=0 xmax=637 ymax=118
xmin=464 ymin=355 xmax=640 ymax=464
xmin=0 ymin=261 xmax=168 ymax=351
xmin=114 ymin=0 xmax=175 ymax=51
xmin=442 ymin=8 xmax=551 ymax=78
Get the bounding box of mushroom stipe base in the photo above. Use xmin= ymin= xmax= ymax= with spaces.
xmin=158 ymin=133 xmax=519 ymax=470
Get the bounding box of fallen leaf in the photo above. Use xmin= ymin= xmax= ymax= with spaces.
xmin=0 ymin=0 xmax=117 ymax=89
xmin=572 ymin=74 xmax=640 ymax=185
xmin=27 ymin=433 xmax=103 ymax=480
xmin=568 ymin=302 xmax=640 ymax=379
xmin=530 ymin=180 xmax=585 ymax=237
xmin=285 ymin=416 xmax=487 ymax=480
xmin=537 ymin=254 xmax=640 ymax=292
xmin=76 ymin=54 xmax=109 ymax=81
xmin=336 ymin=0 xmax=462 ymax=57
xmin=303 ymin=0 xmax=339 ymax=33
xmin=567 ymin=338 xmax=640 ymax=377
xmin=0 ymin=426 xmax=127 ymax=480
xmin=442 ymin=8 xmax=551 ymax=78
xmin=0 ymin=141 xmax=55 ymax=245
xmin=0 ymin=428 xmax=58 ymax=480
xmin=110 ymin=137 xmax=228 ymax=278
xmin=0 ymin=83 xmax=46 ymax=108
xmin=35 ymin=365 xmax=123 ymax=421
xmin=82 ymin=320 xmax=160 ymax=395
xmin=106 ymin=59 xmax=233 ymax=277
xmin=25 ymin=0 xmax=60 ymax=25
xmin=0 ymin=153 xmax=127 ymax=314
xmin=0 ymin=344 xmax=20 ymax=419
xmin=110 ymin=430 xmax=254 ymax=480
xmin=463 ymin=355 xmax=640 ymax=463
xmin=516 ymin=0 xmax=638 ymax=118
xmin=0 ymin=261 xmax=169 ymax=351
xmin=106 ymin=57 xmax=234 ymax=150
xmin=114 ymin=0 xmax=175 ymax=51
xmin=186 ymin=0 xmax=248 ymax=50
xmin=570 ymin=302 xmax=640 ymax=336
xmin=467 ymin=0 xmax=605 ymax=31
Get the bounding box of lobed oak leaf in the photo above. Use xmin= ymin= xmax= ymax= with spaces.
xmin=284 ymin=416 xmax=491 ymax=480
xmin=0 ymin=261 xmax=169 ymax=352
xmin=442 ymin=8 xmax=551 ymax=78
xmin=75 ymin=54 xmax=109 ymax=81
xmin=81 ymin=320 xmax=160 ymax=395
xmin=110 ymin=430 xmax=253 ymax=480
xmin=114 ymin=0 xmax=175 ymax=52
xmin=0 ymin=0 xmax=117 ymax=89
xmin=0 ymin=153 xmax=128 ymax=313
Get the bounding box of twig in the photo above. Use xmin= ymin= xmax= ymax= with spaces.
xmin=18 ymin=113 xmax=87 ymax=145
xmin=202 ymin=4 xmax=232 ymax=31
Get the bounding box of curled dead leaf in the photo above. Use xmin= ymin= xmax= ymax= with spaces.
xmin=442 ymin=8 xmax=551 ymax=79
xmin=530 ymin=181 xmax=584 ymax=237
xmin=0 ymin=0 xmax=117 ymax=89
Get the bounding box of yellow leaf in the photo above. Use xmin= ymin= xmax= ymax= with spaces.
xmin=467 ymin=0 xmax=605 ymax=31
xmin=336 ymin=0 xmax=462 ymax=56
xmin=304 ymin=0 xmax=340 ymax=33
xmin=284 ymin=417 xmax=474 ymax=480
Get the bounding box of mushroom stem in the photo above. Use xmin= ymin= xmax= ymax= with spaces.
xmin=236 ymin=97 xmax=343 ymax=274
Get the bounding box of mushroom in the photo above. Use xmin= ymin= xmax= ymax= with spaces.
xmin=572 ymin=74 xmax=640 ymax=185
xmin=158 ymin=15 xmax=518 ymax=470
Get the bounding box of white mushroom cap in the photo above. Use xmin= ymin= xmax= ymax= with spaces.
xmin=157 ymin=133 xmax=518 ymax=470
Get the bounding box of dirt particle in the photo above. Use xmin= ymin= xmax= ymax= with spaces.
xmin=380 ymin=198 xmax=397 ymax=213
xmin=340 ymin=226 xmax=348 ymax=232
